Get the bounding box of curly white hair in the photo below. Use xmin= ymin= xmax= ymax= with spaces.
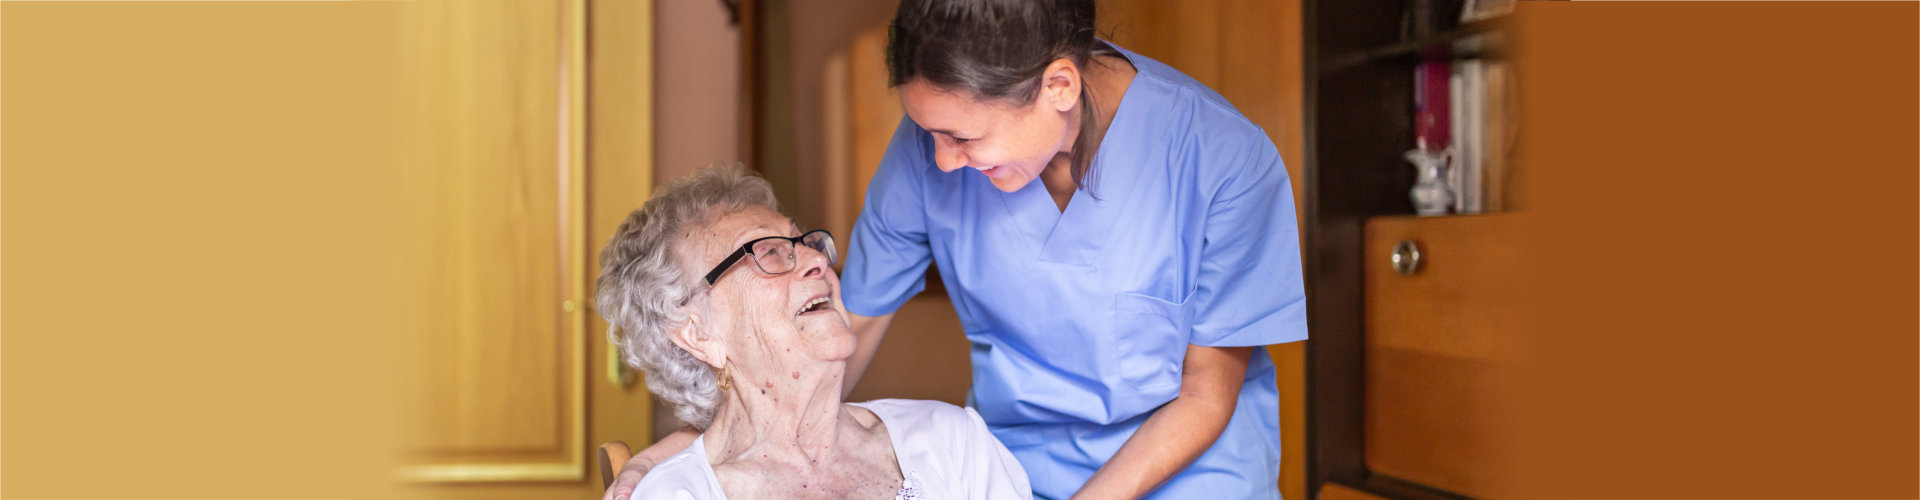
xmin=594 ymin=162 xmax=778 ymax=429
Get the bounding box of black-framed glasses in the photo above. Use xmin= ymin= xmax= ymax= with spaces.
xmin=701 ymin=229 xmax=837 ymax=286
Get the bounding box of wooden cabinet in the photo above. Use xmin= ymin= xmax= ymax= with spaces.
xmin=1362 ymin=214 xmax=1520 ymax=498
xmin=1303 ymin=1 xmax=1519 ymax=498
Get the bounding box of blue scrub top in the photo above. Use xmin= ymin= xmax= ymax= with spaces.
xmin=843 ymin=42 xmax=1308 ymax=500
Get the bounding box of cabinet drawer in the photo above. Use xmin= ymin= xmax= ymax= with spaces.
xmin=1362 ymin=214 xmax=1522 ymax=498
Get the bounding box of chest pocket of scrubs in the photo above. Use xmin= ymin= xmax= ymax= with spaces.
xmin=1114 ymin=291 xmax=1194 ymax=393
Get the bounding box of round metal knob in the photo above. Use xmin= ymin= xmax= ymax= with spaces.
xmin=1391 ymin=240 xmax=1423 ymax=276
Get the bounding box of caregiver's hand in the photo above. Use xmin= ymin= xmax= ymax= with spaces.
xmin=600 ymin=428 xmax=699 ymax=500
xmin=1071 ymin=344 xmax=1254 ymax=499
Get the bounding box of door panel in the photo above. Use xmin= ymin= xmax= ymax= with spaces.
xmin=402 ymin=0 xmax=584 ymax=480
xmin=400 ymin=1 xmax=656 ymax=494
xmin=1363 ymin=214 xmax=1522 ymax=498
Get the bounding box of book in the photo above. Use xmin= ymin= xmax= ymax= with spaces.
xmin=1483 ymin=60 xmax=1512 ymax=212
xmin=1448 ymin=67 xmax=1466 ymax=214
xmin=1424 ymin=58 xmax=1517 ymax=216
xmin=1456 ymin=59 xmax=1485 ymax=213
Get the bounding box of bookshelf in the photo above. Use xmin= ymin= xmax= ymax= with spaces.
xmin=1303 ymin=0 xmax=1520 ymax=499
xmin=1341 ymin=17 xmax=1509 ymax=68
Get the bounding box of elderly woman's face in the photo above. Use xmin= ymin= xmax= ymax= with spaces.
xmin=682 ymin=205 xmax=855 ymax=369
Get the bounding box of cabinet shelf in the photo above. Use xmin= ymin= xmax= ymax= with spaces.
xmin=1330 ymin=16 xmax=1510 ymax=69
xmin=1379 ymin=210 xmax=1515 ymax=221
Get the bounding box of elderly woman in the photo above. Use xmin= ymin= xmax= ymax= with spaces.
xmin=595 ymin=163 xmax=1029 ymax=499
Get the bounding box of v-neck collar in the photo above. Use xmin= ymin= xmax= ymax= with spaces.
xmin=999 ymin=41 xmax=1153 ymax=267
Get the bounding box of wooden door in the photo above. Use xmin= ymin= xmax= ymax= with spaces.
xmin=401 ymin=0 xmax=657 ymax=497
xmin=1362 ymin=214 xmax=1522 ymax=498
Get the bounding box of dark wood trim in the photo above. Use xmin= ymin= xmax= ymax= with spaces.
xmin=1301 ymin=0 xmax=1352 ymax=493
xmin=1304 ymin=0 xmax=1408 ymax=492
xmin=737 ymin=0 xmax=761 ymax=171
xmin=1348 ymin=474 xmax=1476 ymax=500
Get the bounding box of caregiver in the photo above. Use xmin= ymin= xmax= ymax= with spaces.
xmin=838 ymin=0 xmax=1310 ymax=498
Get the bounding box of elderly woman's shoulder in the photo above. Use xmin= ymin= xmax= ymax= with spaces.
xmin=850 ymin=399 xmax=1031 ymax=498
xmin=850 ymin=399 xmax=989 ymax=436
xmin=628 ymin=438 xmax=724 ymax=500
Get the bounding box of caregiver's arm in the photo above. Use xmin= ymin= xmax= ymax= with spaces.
xmin=1072 ymin=344 xmax=1253 ymax=500
xmin=841 ymin=311 xmax=897 ymax=398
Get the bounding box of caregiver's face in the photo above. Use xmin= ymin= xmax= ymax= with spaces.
xmin=899 ymin=78 xmax=1071 ymax=193
xmin=683 ymin=205 xmax=855 ymax=366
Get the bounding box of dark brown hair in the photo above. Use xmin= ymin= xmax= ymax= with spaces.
xmin=887 ymin=0 xmax=1114 ymax=192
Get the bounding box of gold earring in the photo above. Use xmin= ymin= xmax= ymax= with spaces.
xmin=716 ymin=362 xmax=732 ymax=391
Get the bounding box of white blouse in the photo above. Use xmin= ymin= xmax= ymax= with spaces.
xmin=628 ymin=399 xmax=1031 ymax=500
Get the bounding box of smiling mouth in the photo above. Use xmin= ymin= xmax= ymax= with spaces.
xmin=796 ymin=296 xmax=832 ymax=316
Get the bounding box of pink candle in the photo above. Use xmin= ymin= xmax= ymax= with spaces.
xmin=1414 ymin=60 xmax=1451 ymax=151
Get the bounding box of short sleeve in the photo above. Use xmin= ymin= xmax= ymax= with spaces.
xmin=858 ymin=399 xmax=1033 ymax=500
xmin=1187 ymin=131 xmax=1310 ymax=347
xmin=956 ymin=406 xmax=1033 ymax=499
xmin=627 ymin=440 xmax=724 ymax=500
xmin=842 ymin=117 xmax=936 ymax=317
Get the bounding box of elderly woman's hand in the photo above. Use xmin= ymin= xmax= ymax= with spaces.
xmin=600 ymin=428 xmax=699 ymax=500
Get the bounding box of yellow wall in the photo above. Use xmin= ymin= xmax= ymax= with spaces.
xmin=2 ymin=2 xmax=412 ymax=497
xmin=1 ymin=1 xmax=656 ymax=498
